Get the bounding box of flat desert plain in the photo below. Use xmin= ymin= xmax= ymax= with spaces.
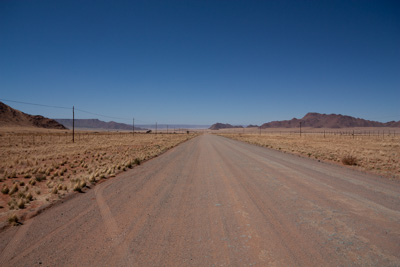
xmin=0 ymin=127 xmax=197 ymax=226
xmin=217 ymin=127 xmax=400 ymax=180
xmin=0 ymin=134 xmax=399 ymax=266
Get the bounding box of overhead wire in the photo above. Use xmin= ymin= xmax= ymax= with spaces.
xmin=0 ymin=98 xmax=152 ymax=124
xmin=0 ymin=98 xmax=71 ymax=110
xmin=74 ymin=108 xmax=131 ymax=121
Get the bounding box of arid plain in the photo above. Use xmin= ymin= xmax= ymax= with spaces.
xmin=1 ymin=134 xmax=399 ymax=266
xmin=1 ymin=125 xmax=399 ymax=228
xmin=217 ymin=127 xmax=400 ymax=180
xmin=0 ymin=127 xmax=198 ymax=226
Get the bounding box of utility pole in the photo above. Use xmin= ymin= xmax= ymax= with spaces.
xmin=299 ymin=121 xmax=302 ymax=137
xmin=72 ymin=106 xmax=75 ymax=143
xmin=167 ymin=125 xmax=169 ymax=134
xmin=156 ymin=122 xmax=157 ymax=135
xmin=133 ymin=118 xmax=134 ymax=136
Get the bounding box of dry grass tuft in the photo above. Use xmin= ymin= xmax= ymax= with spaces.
xmin=9 ymin=184 xmax=18 ymax=195
xmin=17 ymin=199 xmax=25 ymax=209
xmin=25 ymin=192 xmax=33 ymax=201
xmin=8 ymin=214 xmax=19 ymax=225
xmin=1 ymin=185 xmax=9 ymax=194
xmin=341 ymin=155 xmax=358 ymax=166
xmin=73 ymin=182 xmax=82 ymax=192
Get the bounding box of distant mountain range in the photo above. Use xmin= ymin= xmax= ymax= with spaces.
xmin=2 ymin=101 xmax=398 ymax=131
xmin=259 ymin=113 xmax=400 ymax=128
xmin=0 ymin=101 xmax=210 ymax=131
xmin=0 ymin=101 xmax=66 ymax=129
xmin=209 ymin=113 xmax=400 ymax=130
xmin=55 ymin=120 xmax=210 ymax=130
xmin=136 ymin=124 xmax=211 ymax=130
xmin=209 ymin=123 xmax=244 ymax=130
xmin=55 ymin=119 xmax=147 ymax=131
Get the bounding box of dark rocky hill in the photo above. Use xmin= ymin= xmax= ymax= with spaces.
xmin=261 ymin=113 xmax=400 ymax=128
xmin=209 ymin=123 xmax=244 ymax=130
xmin=55 ymin=119 xmax=146 ymax=131
xmin=0 ymin=101 xmax=66 ymax=129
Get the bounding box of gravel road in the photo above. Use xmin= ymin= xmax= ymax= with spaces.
xmin=1 ymin=134 xmax=399 ymax=266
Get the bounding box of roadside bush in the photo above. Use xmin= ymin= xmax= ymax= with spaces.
xmin=9 ymin=184 xmax=18 ymax=195
xmin=35 ymin=174 xmax=46 ymax=182
xmin=73 ymin=183 xmax=82 ymax=192
xmin=26 ymin=192 xmax=33 ymax=201
xmin=8 ymin=214 xmax=19 ymax=225
xmin=17 ymin=199 xmax=25 ymax=209
xmin=341 ymin=155 xmax=357 ymax=166
xmin=1 ymin=185 xmax=9 ymax=194
xmin=134 ymin=158 xmax=141 ymax=165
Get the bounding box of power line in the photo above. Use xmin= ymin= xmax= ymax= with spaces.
xmin=0 ymin=98 xmax=138 ymax=123
xmin=0 ymin=98 xmax=71 ymax=110
xmin=74 ymin=108 xmax=131 ymax=121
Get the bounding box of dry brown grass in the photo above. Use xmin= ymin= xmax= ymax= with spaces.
xmin=220 ymin=131 xmax=400 ymax=180
xmin=0 ymin=129 xmax=198 ymax=224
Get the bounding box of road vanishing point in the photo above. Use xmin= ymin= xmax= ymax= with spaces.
xmin=1 ymin=134 xmax=399 ymax=266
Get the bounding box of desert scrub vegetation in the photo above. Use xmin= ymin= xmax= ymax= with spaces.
xmin=0 ymin=130 xmax=198 ymax=224
xmin=8 ymin=214 xmax=19 ymax=226
xmin=341 ymin=155 xmax=358 ymax=166
xmin=220 ymin=131 xmax=400 ymax=180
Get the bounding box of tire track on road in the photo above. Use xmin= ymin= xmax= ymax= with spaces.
xmin=94 ymin=184 xmax=120 ymax=239
xmin=0 ymin=219 xmax=32 ymax=265
xmin=3 ymin=201 xmax=95 ymax=265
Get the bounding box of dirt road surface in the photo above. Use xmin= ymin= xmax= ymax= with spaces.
xmin=1 ymin=134 xmax=399 ymax=266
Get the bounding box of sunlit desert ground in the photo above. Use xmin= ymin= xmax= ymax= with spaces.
xmin=0 ymin=127 xmax=197 ymax=225
xmin=218 ymin=127 xmax=400 ymax=181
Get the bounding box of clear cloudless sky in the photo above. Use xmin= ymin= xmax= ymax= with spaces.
xmin=1 ymin=0 xmax=399 ymax=125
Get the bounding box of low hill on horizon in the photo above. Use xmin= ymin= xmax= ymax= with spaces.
xmin=0 ymin=101 xmax=66 ymax=129
xmin=261 ymin=112 xmax=400 ymax=128
xmin=210 ymin=113 xmax=400 ymax=130
xmin=209 ymin=123 xmax=244 ymax=130
xmin=55 ymin=119 xmax=147 ymax=131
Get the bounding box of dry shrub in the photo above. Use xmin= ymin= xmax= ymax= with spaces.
xmin=341 ymin=155 xmax=358 ymax=166
xmin=9 ymin=184 xmax=18 ymax=195
xmin=73 ymin=184 xmax=80 ymax=192
xmin=25 ymin=192 xmax=33 ymax=201
xmin=89 ymin=175 xmax=96 ymax=184
xmin=17 ymin=199 xmax=25 ymax=209
xmin=1 ymin=185 xmax=9 ymax=194
xmin=8 ymin=214 xmax=19 ymax=225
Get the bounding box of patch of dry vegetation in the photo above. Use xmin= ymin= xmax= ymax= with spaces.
xmin=220 ymin=133 xmax=400 ymax=180
xmin=0 ymin=130 xmax=197 ymax=224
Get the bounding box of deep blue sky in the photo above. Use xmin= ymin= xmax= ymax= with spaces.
xmin=1 ymin=0 xmax=399 ymax=125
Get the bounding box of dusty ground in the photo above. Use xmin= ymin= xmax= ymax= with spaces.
xmin=0 ymin=134 xmax=399 ymax=266
xmin=218 ymin=129 xmax=400 ymax=180
xmin=0 ymin=128 xmax=197 ymax=225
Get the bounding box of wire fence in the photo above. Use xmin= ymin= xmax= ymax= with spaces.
xmin=1 ymin=98 xmax=399 ymax=143
xmin=0 ymin=98 xmax=196 ymax=145
xmin=219 ymin=128 xmax=400 ymax=139
xmin=0 ymin=130 xmax=196 ymax=148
